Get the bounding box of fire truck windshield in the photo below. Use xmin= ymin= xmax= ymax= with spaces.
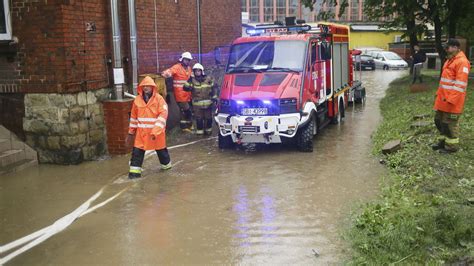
xmin=226 ymin=40 xmax=306 ymax=74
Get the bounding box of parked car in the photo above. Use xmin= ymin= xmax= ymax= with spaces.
xmin=357 ymin=47 xmax=384 ymax=55
xmin=353 ymin=55 xmax=375 ymax=70
xmin=367 ymin=51 xmax=408 ymax=70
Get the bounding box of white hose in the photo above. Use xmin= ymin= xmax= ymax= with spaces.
xmin=0 ymin=137 xmax=213 ymax=264
xmin=0 ymin=189 xmax=103 ymax=264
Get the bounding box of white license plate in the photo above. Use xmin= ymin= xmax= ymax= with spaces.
xmin=242 ymin=108 xmax=267 ymax=115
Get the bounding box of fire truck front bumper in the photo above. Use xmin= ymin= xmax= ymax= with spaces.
xmin=215 ymin=113 xmax=301 ymax=144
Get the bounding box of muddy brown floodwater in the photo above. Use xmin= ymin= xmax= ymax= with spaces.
xmin=0 ymin=70 xmax=406 ymax=265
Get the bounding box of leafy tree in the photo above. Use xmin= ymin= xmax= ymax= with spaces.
xmin=302 ymin=0 xmax=474 ymax=67
xmin=301 ymin=0 xmax=348 ymax=21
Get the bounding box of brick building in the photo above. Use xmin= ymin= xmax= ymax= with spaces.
xmin=241 ymin=0 xmax=390 ymax=24
xmin=0 ymin=0 xmax=241 ymax=164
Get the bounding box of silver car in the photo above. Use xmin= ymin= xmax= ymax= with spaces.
xmin=367 ymin=51 xmax=408 ymax=70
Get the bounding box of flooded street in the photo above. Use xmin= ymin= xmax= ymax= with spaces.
xmin=1 ymin=70 xmax=406 ymax=265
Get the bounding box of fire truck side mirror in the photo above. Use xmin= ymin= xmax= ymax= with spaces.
xmin=320 ymin=42 xmax=332 ymax=60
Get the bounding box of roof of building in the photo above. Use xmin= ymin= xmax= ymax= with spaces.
xmin=350 ymin=24 xmax=405 ymax=32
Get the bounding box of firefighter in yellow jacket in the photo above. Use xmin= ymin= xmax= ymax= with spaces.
xmin=126 ymin=76 xmax=172 ymax=179
xmin=183 ymin=63 xmax=217 ymax=135
xmin=432 ymin=39 xmax=470 ymax=153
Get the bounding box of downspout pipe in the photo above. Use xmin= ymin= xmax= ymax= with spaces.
xmin=110 ymin=0 xmax=123 ymax=100
xmin=128 ymin=0 xmax=138 ymax=94
xmin=196 ymin=0 xmax=202 ymax=63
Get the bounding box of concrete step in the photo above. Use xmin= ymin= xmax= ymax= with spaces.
xmin=0 ymin=159 xmax=38 ymax=176
xmin=0 ymin=138 xmax=10 ymax=153
xmin=0 ymin=149 xmax=25 ymax=168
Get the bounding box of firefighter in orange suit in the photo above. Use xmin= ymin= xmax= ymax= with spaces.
xmin=162 ymin=52 xmax=193 ymax=132
xmin=432 ymin=39 xmax=470 ymax=154
xmin=126 ymin=76 xmax=172 ymax=179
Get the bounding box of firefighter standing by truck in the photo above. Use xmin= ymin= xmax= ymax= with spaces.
xmin=162 ymin=52 xmax=193 ymax=132
xmin=432 ymin=39 xmax=470 ymax=154
xmin=183 ymin=63 xmax=217 ymax=135
xmin=126 ymin=76 xmax=172 ymax=179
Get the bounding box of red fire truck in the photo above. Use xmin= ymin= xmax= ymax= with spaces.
xmin=215 ymin=20 xmax=365 ymax=152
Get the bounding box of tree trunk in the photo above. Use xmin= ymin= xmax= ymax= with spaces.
xmin=407 ymin=19 xmax=418 ymax=75
xmin=433 ymin=15 xmax=445 ymax=76
xmin=447 ymin=0 xmax=458 ymax=38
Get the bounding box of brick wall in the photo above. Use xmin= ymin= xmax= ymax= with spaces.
xmin=1 ymin=0 xmax=240 ymax=93
xmin=0 ymin=1 xmax=112 ymax=94
xmin=0 ymin=1 xmax=241 ymax=162
xmin=136 ymin=0 xmax=241 ymax=73
xmin=60 ymin=1 xmax=111 ymax=92
xmin=200 ymin=0 xmax=241 ymax=66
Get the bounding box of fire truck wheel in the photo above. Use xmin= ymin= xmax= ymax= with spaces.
xmin=296 ymin=117 xmax=314 ymax=152
xmin=331 ymin=101 xmax=345 ymax=124
xmin=218 ymin=134 xmax=234 ymax=149
xmin=355 ymin=87 xmax=366 ymax=104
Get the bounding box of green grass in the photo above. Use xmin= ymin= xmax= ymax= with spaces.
xmin=348 ymin=73 xmax=474 ymax=264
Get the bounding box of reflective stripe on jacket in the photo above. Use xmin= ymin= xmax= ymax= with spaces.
xmin=129 ymin=76 xmax=168 ymax=150
xmin=162 ymin=63 xmax=192 ymax=103
xmin=183 ymin=75 xmax=216 ymax=108
xmin=434 ymin=51 xmax=470 ymax=114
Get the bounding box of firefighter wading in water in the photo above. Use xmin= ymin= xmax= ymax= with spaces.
xmin=432 ymin=39 xmax=470 ymax=154
xmin=126 ymin=76 xmax=172 ymax=179
xmin=162 ymin=52 xmax=193 ymax=132
xmin=183 ymin=63 xmax=217 ymax=135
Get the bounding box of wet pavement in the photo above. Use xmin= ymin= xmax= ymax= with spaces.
xmin=1 ymin=70 xmax=406 ymax=265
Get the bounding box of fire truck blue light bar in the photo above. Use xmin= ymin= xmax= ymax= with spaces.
xmin=246 ymin=25 xmax=312 ymax=36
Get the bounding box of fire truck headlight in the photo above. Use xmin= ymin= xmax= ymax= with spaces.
xmin=263 ymin=100 xmax=272 ymax=105
xmin=236 ymin=100 xmax=245 ymax=105
xmin=220 ymin=99 xmax=230 ymax=106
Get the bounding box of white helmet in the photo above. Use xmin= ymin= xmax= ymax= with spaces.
xmin=192 ymin=63 xmax=205 ymax=75
xmin=179 ymin=52 xmax=193 ymax=61
xmin=192 ymin=63 xmax=204 ymax=71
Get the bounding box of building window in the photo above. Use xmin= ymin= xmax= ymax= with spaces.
xmin=276 ymin=0 xmax=286 ymax=22
xmin=288 ymin=0 xmax=298 ymax=17
xmin=241 ymin=0 xmax=247 ymax=12
xmin=249 ymin=0 xmax=259 ymax=22
xmin=0 ymin=0 xmax=12 ymax=40
xmin=350 ymin=0 xmax=360 ymax=21
xmin=264 ymin=0 xmax=274 ymax=22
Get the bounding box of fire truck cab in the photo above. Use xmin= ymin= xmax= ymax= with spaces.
xmin=215 ymin=20 xmax=365 ymax=152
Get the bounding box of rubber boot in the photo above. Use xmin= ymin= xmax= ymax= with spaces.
xmin=196 ymin=119 xmax=204 ymax=135
xmin=205 ymin=119 xmax=213 ymax=135
xmin=161 ymin=162 xmax=173 ymax=170
xmin=431 ymin=141 xmax=445 ymax=151
xmin=128 ymin=172 xmax=142 ymax=179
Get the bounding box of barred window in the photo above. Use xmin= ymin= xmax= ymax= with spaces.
xmin=249 ymin=0 xmax=259 ymax=22
xmin=276 ymin=0 xmax=286 ymax=22
xmin=241 ymin=0 xmax=247 ymax=12
xmin=264 ymin=0 xmax=274 ymax=22
xmin=288 ymin=0 xmax=298 ymax=17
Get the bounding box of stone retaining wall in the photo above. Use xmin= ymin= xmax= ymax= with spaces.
xmin=23 ymin=89 xmax=110 ymax=164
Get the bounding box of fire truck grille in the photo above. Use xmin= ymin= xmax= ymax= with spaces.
xmin=238 ymin=126 xmax=260 ymax=133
